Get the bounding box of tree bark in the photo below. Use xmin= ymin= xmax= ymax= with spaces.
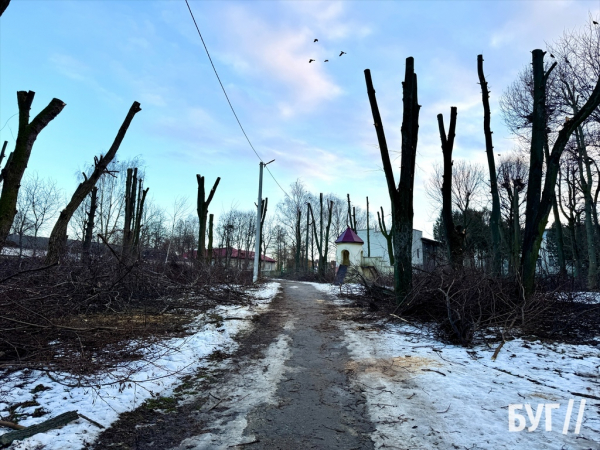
xmin=45 ymin=101 xmax=141 ymax=264
xmin=477 ymin=55 xmax=502 ymax=274
xmin=521 ymin=49 xmax=600 ymax=296
xmin=0 ymin=91 xmax=65 ymax=251
xmin=364 ymin=57 xmax=420 ymax=304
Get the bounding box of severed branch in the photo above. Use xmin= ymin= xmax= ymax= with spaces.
xmin=0 ymin=411 xmax=79 ymax=446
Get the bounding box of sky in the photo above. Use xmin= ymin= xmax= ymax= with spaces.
xmin=1 ymin=0 xmax=600 ymax=239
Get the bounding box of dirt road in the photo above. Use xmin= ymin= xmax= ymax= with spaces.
xmin=92 ymin=280 xmax=375 ymax=449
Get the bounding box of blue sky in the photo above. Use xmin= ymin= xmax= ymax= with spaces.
xmin=1 ymin=0 xmax=599 ymax=238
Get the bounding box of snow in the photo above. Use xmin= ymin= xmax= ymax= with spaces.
xmin=0 ymin=282 xmax=281 ymax=450
xmin=177 ymin=327 xmax=293 ymax=449
xmin=341 ymin=318 xmax=600 ymax=449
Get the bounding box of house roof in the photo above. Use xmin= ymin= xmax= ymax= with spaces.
xmin=335 ymin=227 xmax=364 ymax=244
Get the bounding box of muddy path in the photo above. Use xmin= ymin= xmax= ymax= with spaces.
xmin=91 ymin=281 xmax=375 ymax=450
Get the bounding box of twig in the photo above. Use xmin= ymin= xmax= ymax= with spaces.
xmin=491 ymin=341 xmax=505 ymax=361
xmin=77 ymin=413 xmax=104 ymax=429
xmin=437 ymin=404 xmax=451 ymax=413
xmin=0 ymin=420 xmax=25 ymax=431
xmin=421 ymin=368 xmax=446 ymax=376
xmin=229 ymin=438 xmax=260 ymax=447
xmin=0 ymin=262 xmax=58 ymax=284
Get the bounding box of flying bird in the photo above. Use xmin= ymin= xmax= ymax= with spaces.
xmin=324 ymin=59 xmax=329 ymax=62
xmin=339 ymin=51 xmax=347 ymax=56
xmin=309 ymin=59 xmax=315 ymax=63
xmin=314 ymin=38 xmax=319 ymax=42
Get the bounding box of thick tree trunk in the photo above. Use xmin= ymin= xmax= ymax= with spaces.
xmin=258 ymin=197 xmax=267 ymax=277
xmin=46 ymin=101 xmax=141 ymax=264
xmin=438 ymin=107 xmax=465 ymax=268
xmin=477 ymin=55 xmax=502 ymax=274
xmin=295 ymin=209 xmax=301 ymax=272
xmin=196 ymin=175 xmax=220 ymax=262
xmin=364 ymin=58 xmax=420 ymax=304
xmin=207 ymin=213 xmax=214 ymax=264
xmin=81 ymin=187 xmax=97 ymax=263
xmin=521 ymin=50 xmax=600 ymax=296
xmin=0 ymin=91 xmax=65 ymax=250
xmin=366 ymin=196 xmax=370 ymax=257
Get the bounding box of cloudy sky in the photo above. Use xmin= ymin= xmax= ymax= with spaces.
xmin=1 ymin=0 xmax=599 ymax=238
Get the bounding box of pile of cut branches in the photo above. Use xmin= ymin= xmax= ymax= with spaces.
xmin=0 ymin=255 xmax=256 ymax=379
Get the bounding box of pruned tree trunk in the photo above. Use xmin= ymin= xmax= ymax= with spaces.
xmin=377 ymin=206 xmax=394 ymax=265
xmin=305 ymin=202 xmax=310 ymax=271
xmin=0 ymin=91 xmax=65 ymax=251
xmin=196 ymin=175 xmax=220 ymax=262
xmin=308 ymin=194 xmax=333 ymax=278
xmin=81 ymin=187 xmax=97 ymax=263
xmin=438 ymin=107 xmax=465 ymax=269
xmin=122 ymin=168 xmax=148 ymax=263
xmin=295 ymin=209 xmax=301 ymax=272
xmin=366 ymin=196 xmax=370 ymax=257
xmin=477 ymin=55 xmax=502 ymax=274
xmin=207 ymin=213 xmax=214 ymax=264
xmin=46 ymin=101 xmax=141 ymax=264
xmin=364 ymin=57 xmax=420 ymax=304
xmin=565 ymin=83 xmax=597 ymax=289
xmin=258 ymin=197 xmax=268 ymax=277
xmin=521 ymin=50 xmax=600 ymax=296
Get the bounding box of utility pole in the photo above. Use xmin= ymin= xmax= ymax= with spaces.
xmin=253 ymin=159 xmax=274 ymax=283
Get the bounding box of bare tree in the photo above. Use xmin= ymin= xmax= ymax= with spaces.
xmin=23 ymin=173 xmax=61 ymax=256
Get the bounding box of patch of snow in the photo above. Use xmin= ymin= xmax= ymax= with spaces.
xmin=342 ymin=320 xmax=600 ymax=449
xmin=1 ymin=282 xmax=281 ymax=450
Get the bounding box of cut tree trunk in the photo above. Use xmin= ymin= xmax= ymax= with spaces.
xmin=196 ymin=175 xmax=220 ymax=262
xmin=0 ymin=91 xmax=65 ymax=251
xmin=477 ymin=55 xmax=502 ymax=274
xmin=521 ymin=49 xmax=600 ymax=296
xmin=437 ymin=107 xmax=465 ymax=269
xmin=46 ymin=101 xmax=141 ymax=264
xmin=364 ymin=57 xmax=420 ymax=304
xmin=81 ymin=187 xmax=97 ymax=263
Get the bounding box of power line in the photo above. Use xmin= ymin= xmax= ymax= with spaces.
xmin=184 ymin=0 xmax=290 ymax=200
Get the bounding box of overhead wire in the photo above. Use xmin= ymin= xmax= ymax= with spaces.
xmin=184 ymin=0 xmax=291 ymax=200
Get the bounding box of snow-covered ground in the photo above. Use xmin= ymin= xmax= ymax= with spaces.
xmin=340 ymin=309 xmax=600 ymax=449
xmin=0 ymin=282 xmax=281 ymax=450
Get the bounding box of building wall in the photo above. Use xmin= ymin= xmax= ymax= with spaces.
xmin=335 ymin=243 xmax=363 ymax=267
xmin=355 ymin=228 xmax=424 ymax=266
